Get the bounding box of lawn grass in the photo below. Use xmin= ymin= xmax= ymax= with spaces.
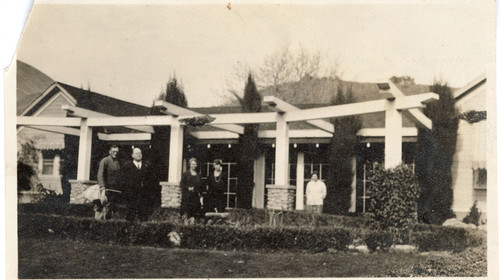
xmin=18 ymin=235 xmax=486 ymax=278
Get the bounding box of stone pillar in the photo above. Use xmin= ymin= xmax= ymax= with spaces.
xmin=161 ymin=118 xmax=184 ymax=208
xmin=385 ymin=99 xmax=403 ymax=169
xmin=266 ymin=184 xmax=296 ymax=210
xmin=68 ymin=179 xmax=97 ymax=204
xmin=160 ymin=182 xmax=181 ymax=208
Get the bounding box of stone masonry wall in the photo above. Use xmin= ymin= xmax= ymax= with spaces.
xmin=266 ymin=185 xmax=296 ymax=210
xmin=161 ymin=182 xmax=181 ymax=208
xmin=68 ymin=180 xmax=97 ymax=204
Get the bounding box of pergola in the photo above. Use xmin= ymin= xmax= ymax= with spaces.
xmin=17 ymin=81 xmax=438 ymax=209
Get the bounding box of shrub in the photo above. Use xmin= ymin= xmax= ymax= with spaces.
xmin=368 ymin=163 xmax=419 ymax=231
xmin=413 ymin=227 xmax=483 ymax=252
xmin=462 ymin=201 xmax=481 ymax=226
xmin=18 ymin=212 xmax=353 ymax=252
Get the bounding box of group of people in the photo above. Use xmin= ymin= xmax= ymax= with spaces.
xmin=95 ymin=144 xmax=327 ymax=222
xmin=95 ymin=145 xmax=227 ymax=223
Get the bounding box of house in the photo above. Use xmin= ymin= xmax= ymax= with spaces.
xmin=17 ymin=61 xmax=488 ymax=217
xmin=17 ymin=61 xmax=151 ymax=198
xmin=451 ymin=74 xmax=488 ymax=220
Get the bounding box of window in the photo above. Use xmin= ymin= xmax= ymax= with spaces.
xmin=473 ymin=168 xmax=487 ymax=189
xmin=42 ymin=159 xmax=54 ymax=175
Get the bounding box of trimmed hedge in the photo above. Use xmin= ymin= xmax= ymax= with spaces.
xmin=18 ymin=213 xmax=352 ymax=252
xmin=18 ymin=212 xmax=483 ymax=253
xmin=18 ymin=203 xmax=371 ymax=228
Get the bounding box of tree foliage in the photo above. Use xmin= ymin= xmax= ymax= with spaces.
xmin=149 ymin=75 xmax=188 ymax=207
xmin=458 ymin=110 xmax=487 ymax=124
xmin=159 ymin=76 xmax=188 ymax=108
xmin=390 ymin=75 xmax=416 ymax=85
xmin=415 ymin=81 xmax=458 ymax=225
xmin=237 ymin=74 xmax=262 ymax=209
xmin=324 ymin=84 xmax=362 ymax=215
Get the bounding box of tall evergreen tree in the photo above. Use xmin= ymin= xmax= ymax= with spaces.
xmin=149 ymin=76 xmax=188 ymax=207
xmin=236 ymin=74 xmax=262 ymax=209
xmin=415 ymin=81 xmax=458 ymax=224
xmin=324 ymin=84 xmax=362 ymax=215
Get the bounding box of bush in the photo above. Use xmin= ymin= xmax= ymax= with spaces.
xmin=368 ymin=163 xmax=419 ymax=231
xmin=463 ymin=201 xmax=481 ymax=226
xmin=413 ymin=227 xmax=483 ymax=252
xmin=18 ymin=212 xmax=353 ymax=252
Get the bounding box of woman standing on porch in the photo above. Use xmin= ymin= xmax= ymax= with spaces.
xmin=305 ymin=172 xmax=327 ymax=214
xmin=180 ymin=158 xmax=202 ymax=223
xmin=205 ymin=159 xmax=227 ymax=213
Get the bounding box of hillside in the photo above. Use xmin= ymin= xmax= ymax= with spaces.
xmin=259 ymin=76 xmax=431 ymax=104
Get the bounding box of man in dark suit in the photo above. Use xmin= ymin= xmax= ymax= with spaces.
xmin=122 ymin=147 xmax=153 ymax=222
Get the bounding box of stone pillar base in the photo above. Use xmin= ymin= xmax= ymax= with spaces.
xmin=266 ymin=184 xmax=296 ymax=210
xmin=160 ymin=181 xmax=181 ymax=208
xmin=68 ymin=180 xmax=97 ymax=204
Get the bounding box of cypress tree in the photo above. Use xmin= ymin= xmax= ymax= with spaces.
xmin=236 ymin=74 xmax=262 ymax=209
xmin=324 ymin=84 xmax=362 ymax=215
xmin=415 ymin=81 xmax=458 ymax=224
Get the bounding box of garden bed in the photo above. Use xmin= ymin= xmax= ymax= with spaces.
xmin=18 ymin=210 xmax=484 ymax=253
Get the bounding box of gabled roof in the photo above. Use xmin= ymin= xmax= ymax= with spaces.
xmin=57 ymin=82 xmax=150 ymax=116
xmin=16 ymin=60 xmax=55 ymax=115
xmin=21 ymin=82 xmax=150 ymax=117
xmin=453 ymin=73 xmax=487 ymax=101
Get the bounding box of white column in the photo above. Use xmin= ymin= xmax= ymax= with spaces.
xmin=275 ymin=113 xmax=289 ymax=186
xmin=77 ymin=119 xmax=92 ymax=180
xmin=384 ymin=100 xmax=403 ymax=169
xmin=296 ymin=151 xmax=305 ymax=210
xmin=168 ymin=119 xmax=184 ymax=183
xmin=37 ymin=150 xmax=43 ymax=174
xmin=53 ymin=154 xmax=61 ymax=176
xmin=252 ymin=153 xmax=266 ymax=209
xmin=349 ymin=155 xmax=357 ymax=213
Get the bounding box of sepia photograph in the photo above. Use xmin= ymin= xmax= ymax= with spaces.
xmin=5 ymin=0 xmax=497 ymax=278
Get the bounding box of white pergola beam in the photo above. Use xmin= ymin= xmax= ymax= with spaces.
xmin=190 ymin=130 xmax=239 ymax=139
xmin=86 ymin=116 xmax=175 ymax=127
xmin=394 ymin=92 xmax=439 ymax=110
xmin=208 ymin=112 xmax=278 ymax=124
xmin=286 ymin=99 xmax=387 ymax=122
xmin=97 ymin=132 xmax=151 ymax=141
xmin=62 ymin=105 xmax=155 ymax=133
xmin=20 ymin=125 xmax=80 ymax=136
xmin=263 ymin=96 xmax=334 ymax=133
xmin=403 ymin=109 xmax=432 ymax=129
xmin=385 ymin=81 xmax=436 ymax=129
xmin=189 ymin=127 xmax=418 ymax=140
xmin=17 ymin=116 xmax=81 ymax=127
xmin=358 ymin=127 xmax=417 ymax=137
xmin=285 ymin=93 xmax=438 ymax=122
xmin=154 ymin=100 xmax=244 ymax=134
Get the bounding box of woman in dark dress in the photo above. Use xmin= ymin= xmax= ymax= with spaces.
xmin=180 ymin=158 xmax=202 ymax=221
xmin=206 ymin=159 xmax=227 ymax=213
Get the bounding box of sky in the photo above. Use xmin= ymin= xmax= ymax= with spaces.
xmin=16 ymin=0 xmax=495 ymax=108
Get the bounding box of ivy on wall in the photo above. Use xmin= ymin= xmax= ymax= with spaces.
xmin=458 ymin=110 xmax=487 ymax=124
